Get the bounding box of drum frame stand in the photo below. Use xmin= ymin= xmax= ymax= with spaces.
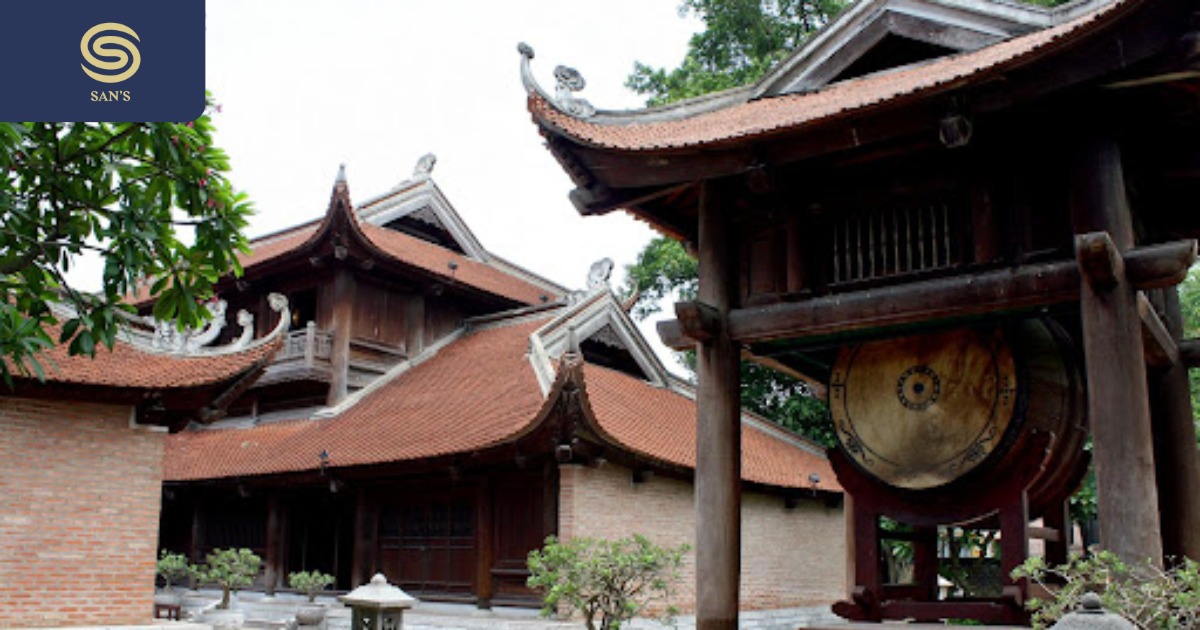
xmin=830 ymin=432 xmax=1081 ymax=625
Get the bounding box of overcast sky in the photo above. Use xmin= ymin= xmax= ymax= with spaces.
xmin=204 ymin=0 xmax=700 ymax=370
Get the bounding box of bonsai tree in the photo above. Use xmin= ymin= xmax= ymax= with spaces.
xmin=288 ymin=570 xmax=335 ymax=603
xmin=156 ymin=550 xmax=194 ymax=592
xmin=196 ymin=547 xmax=262 ymax=610
xmin=1012 ymin=551 xmax=1200 ymax=629
xmin=527 ymin=534 xmax=689 ymax=630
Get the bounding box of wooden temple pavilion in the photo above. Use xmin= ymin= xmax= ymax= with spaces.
xmin=523 ymin=0 xmax=1200 ymax=625
xmin=154 ymin=162 xmax=846 ymax=611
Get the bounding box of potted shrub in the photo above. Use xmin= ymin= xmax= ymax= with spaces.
xmin=195 ymin=547 xmax=262 ymax=629
xmin=155 ymin=550 xmax=194 ymax=606
xmin=289 ymin=570 xmax=336 ymax=625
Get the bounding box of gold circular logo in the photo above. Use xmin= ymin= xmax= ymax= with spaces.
xmin=80 ymin=22 xmax=141 ymax=84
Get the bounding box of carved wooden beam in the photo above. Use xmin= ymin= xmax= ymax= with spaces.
xmin=1125 ymin=239 xmax=1198 ymax=289
xmin=674 ymin=300 xmax=722 ymax=343
xmin=658 ymin=240 xmax=1197 ymax=349
xmin=659 ymin=258 xmax=1080 ymax=349
xmin=1139 ymin=293 xmax=1179 ymax=369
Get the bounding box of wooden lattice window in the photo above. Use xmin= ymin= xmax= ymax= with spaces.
xmin=831 ymin=201 xmax=964 ymax=284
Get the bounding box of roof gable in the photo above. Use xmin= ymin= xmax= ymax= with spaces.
xmin=756 ymin=0 xmax=1109 ymax=96
xmin=355 ymin=159 xmax=489 ymax=261
xmin=528 ymin=290 xmax=671 ymax=393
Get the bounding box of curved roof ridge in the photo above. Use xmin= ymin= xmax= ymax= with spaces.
xmin=527 ymin=0 xmax=1130 ymax=150
xmin=571 ymin=361 xmax=841 ymax=492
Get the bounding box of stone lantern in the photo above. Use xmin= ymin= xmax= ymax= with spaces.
xmin=1049 ymin=592 xmax=1136 ymax=629
xmin=339 ymin=573 xmax=417 ymax=630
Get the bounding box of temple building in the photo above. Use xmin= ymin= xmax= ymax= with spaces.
xmin=153 ymin=160 xmax=846 ymax=611
xmin=523 ymin=0 xmax=1200 ymax=625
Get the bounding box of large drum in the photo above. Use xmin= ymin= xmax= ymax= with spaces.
xmin=829 ymin=319 xmax=1087 ymax=517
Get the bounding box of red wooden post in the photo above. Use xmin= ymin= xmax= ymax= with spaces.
xmin=693 ymin=180 xmax=741 ymax=630
xmin=1070 ymin=137 xmax=1164 ymax=567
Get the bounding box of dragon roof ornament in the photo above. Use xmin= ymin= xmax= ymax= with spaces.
xmin=115 ymin=293 xmax=291 ymax=357
xmin=518 ymin=43 xmax=594 ymax=119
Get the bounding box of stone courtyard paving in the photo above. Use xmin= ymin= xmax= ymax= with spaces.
xmin=170 ymin=590 xmax=843 ymax=630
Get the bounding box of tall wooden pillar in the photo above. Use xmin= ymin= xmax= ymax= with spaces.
xmin=189 ymin=499 xmax=206 ymax=566
xmin=264 ymin=492 xmax=283 ymax=594
xmin=475 ymin=478 xmax=495 ymax=609
xmin=328 ymin=268 xmax=356 ymax=406
xmin=1148 ymin=287 xmax=1200 ymax=562
xmin=1070 ymin=136 xmax=1163 ymax=567
xmin=693 ymin=181 xmax=741 ymax=630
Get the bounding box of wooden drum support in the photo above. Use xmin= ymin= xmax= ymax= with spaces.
xmin=829 ymin=319 xmax=1089 ymax=624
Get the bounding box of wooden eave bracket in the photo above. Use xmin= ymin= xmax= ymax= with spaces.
xmin=1138 ymin=292 xmax=1179 ymax=369
xmin=1076 ymin=231 xmax=1124 ymax=291
xmin=669 ymin=300 xmax=723 ymax=344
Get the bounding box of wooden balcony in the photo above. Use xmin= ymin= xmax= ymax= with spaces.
xmin=253 ymin=323 xmax=408 ymax=390
xmin=255 ymin=323 xmax=334 ymax=387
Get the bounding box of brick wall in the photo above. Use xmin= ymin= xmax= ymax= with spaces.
xmin=558 ymin=462 xmax=845 ymax=614
xmin=0 ymin=398 xmax=165 ymax=628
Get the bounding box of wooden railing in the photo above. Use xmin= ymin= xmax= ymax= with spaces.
xmin=275 ymin=322 xmax=333 ymax=367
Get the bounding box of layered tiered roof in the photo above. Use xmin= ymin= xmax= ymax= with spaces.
xmin=165 ymin=293 xmax=838 ymax=493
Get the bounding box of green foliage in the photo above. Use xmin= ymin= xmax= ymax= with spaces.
xmin=740 ymin=361 xmax=835 ymax=447
xmin=527 ymin=534 xmax=689 ymax=630
xmin=1180 ymin=266 xmax=1200 ymax=448
xmin=288 ymin=570 xmax=335 ymax=602
xmin=625 ymin=237 xmax=697 ymax=320
xmin=1012 ymin=552 xmax=1200 ymax=629
xmin=156 ymin=550 xmax=194 ymax=591
xmin=627 ymin=0 xmax=848 ymax=106
xmin=196 ymin=548 xmax=262 ymax=609
xmin=938 ymin=527 xmax=1002 ymax=598
xmin=0 ymin=98 xmax=252 ymax=386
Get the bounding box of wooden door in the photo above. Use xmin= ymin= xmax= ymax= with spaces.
xmin=380 ymin=490 xmax=475 ymax=599
xmin=490 ymin=472 xmax=553 ymax=605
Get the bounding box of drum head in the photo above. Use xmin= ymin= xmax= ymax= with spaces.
xmin=830 ymin=327 xmax=1018 ymax=489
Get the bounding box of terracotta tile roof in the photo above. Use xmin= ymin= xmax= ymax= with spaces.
xmin=165 ymin=319 xmax=549 ymax=481
xmin=239 ymin=225 xmax=320 ymax=268
xmin=358 ymin=224 xmax=554 ymax=305
xmin=11 ymin=325 xmax=280 ymax=390
xmin=530 ymin=1 xmax=1127 ymax=151
xmin=581 ymin=364 xmax=839 ymax=492
xmin=133 ymin=215 xmax=555 ymax=308
xmin=165 ymin=315 xmax=838 ymax=492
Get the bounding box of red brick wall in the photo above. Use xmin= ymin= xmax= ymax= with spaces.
xmin=558 ymin=463 xmax=845 ymax=614
xmin=0 ymin=398 xmax=165 ymax=628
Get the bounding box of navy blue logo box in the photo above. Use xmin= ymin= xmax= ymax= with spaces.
xmin=1 ymin=0 xmax=204 ymax=121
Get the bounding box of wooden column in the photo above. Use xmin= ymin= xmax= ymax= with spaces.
xmin=1148 ymin=287 xmax=1200 ymax=562
xmin=189 ymin=499 xmax=206 ymax=566
xmin=328 ymin=268 xmax=357 ymax=406
xmin=264 ymin=492 xmax=282 ymax=594
xmin=693 ymin=180 xmax=741 ymax=630
xmin=475 ymin=478 xmax=494 ymax=609
xmin=1070 ymin=137 xmax=1164 ymax=567
xmin=406 ymin=295 xmax=426 ymax=357
xmin=351 ymin=487 xmax=368 ymax=588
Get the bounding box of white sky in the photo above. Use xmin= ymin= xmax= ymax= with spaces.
xmin=204 ymin=0 xmax=700 ymax=371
